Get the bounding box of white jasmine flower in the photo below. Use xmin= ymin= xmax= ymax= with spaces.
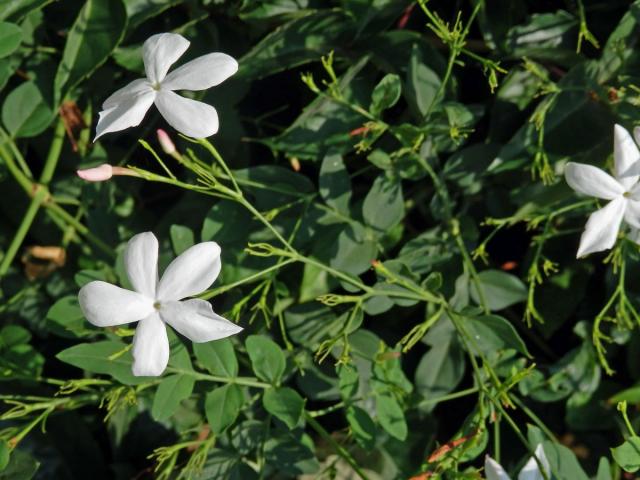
xmin=485 ymin=444 xmax=550 ymax=480
xmin=78 ymin=232 xmax=242 ymax=376
xmin=95 ymin=33 xmax=238 ymax=141
xmin=564 ymin=124 xmax=640 ymax=258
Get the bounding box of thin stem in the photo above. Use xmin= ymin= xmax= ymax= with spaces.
xmin=199 ymin=259 xmax=296 ymax=300
xmin=0 ymin=187 xmax=48 ymax=276
xmin=305 ymin=413 xmax=369 ymax=480
xmin=165 ymin=368 xmax=271 ymax=389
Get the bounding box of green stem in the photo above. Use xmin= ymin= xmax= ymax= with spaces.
xmin=305 ymin=413 xmax=369 ymax=480
xmin=200 ymin=259 xmax=296 ymax=300
xmin=0 ymin=187 xmax=48 ymax=276
xmin=165 ymin=368 xmax=271 ymax=389
xmin=39 ymin=119 xmax=66 ymax=184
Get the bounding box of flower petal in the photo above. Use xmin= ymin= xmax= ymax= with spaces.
xmin=125 ymin=232 xmax=159 ymax=297
xmin=564 ymin=162 xmax=624 ymax=200
xmin=102 ymin=78 xmax=152 ymax=109
xmin=95 ymin=90 xmax=155 ymax=141
xmin=485 ymin=455 xmax=511 ymax=480
xmin=78 ymin=281 xmax=154 ymax=327
xmin=154 ymin=90 xmax=219 ymax=138
xmin=577 ymin=197 xmax=626 ymax=258
xmin=615 ymin=124 xmax=640 ymax=190
xmin=132 ymin=312 xmax=169 ymax=376
xmin=160 ymin=299 xmax=242 ymax=342
xmin=157 ymin=242 xmax=221 ymax=301
xmin=517 ymin=444 xmax=550 ymax=480
xmin=143 ymin=33 xmax=190 ymax=84
xmin=625 ymin=199 xmax=640 ymax=229
xmin=161 ymin=53 xmax=238 ymax=91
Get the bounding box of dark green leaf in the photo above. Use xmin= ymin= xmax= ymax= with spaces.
xmin=370 ymin=73 xmax=401 ymax=116
xmin=0 ymin=22 xmax=21 ymax=58
xmin=263 ymin=387 xmax=305 ymax=429
xmin=362 ymin=174 xmax=404 ymax=231
xmin=470 ymin=269 xmax=527 ymax=311
xmin=193 ymin=339 xmax=238 ymax=377
xmin=319 ymin=152 xmax=351 ymax=215
xmin=245 ymin=335 xmax=286 ymax=384
xmin=170 ymin=224 xmax=194 ymax=255
xmin=375 ymin=393 xmax=407 ymax=440
xmin=54 ymin=0 xmax=127 ymax=103
xmin=461 ymin=314 xmax=530 ymax=357
xmin=2 ymin=81 xmax=53 ymax=137
xmin=346 ymin=406 xmax=376 ymax=449
xmin=151 ymin=374 xmax=196 ymax=421
xmin=205 ymin=384 xmax=244 ymax=434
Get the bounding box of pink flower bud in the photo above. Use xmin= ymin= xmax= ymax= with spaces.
xmin=77 ymin=164 xmax=113 ymax=182
xmin=157 ymin=129 xmax=176 ymax=155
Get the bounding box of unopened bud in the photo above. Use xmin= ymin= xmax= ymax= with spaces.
xmin=77 ymin=164 xmax=112 ymax=182
xmin=157 ymin=129 xmax=176 ymax=155
xmin=77 ymin=164 xmax=139 ymax=182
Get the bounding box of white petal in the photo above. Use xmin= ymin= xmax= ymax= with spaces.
xmin=157 ymin=242 xmax=221 ymax=301
xmin=615 ymin=124 xmax=640 ymax=190
xmin=154 ymin=90 xmax=219 ymax=138
xmin=577 ymin=198 xmax=626 ymax=258
xmin=564 ymin=162 xmax=624 ymax=200
xmin=160 ymin=299 xmax=242 ymax=342
xmin=95 ymin=90 xmax=155 ymax=141
xmin=625 ymin=199 xmax=640 ymax=229
xmin=132 ymin=312 xmax=169 ymax=376
xmin=517 ymin=444 xmax=550 ymax=480
xmin=124 ymin=232 xmax=159 ymax=297
xmin=485 ymin=456 xmax=511 ymax=480
xmin=162 ymin=53 xmax=238 ymax=91
xmin=78 ymin=281 xmax=154 ymax=327
xmin=102 ymin=78 xmax=152 ymax=109
xmin=143 ymin=33 xmax=190 ymax=84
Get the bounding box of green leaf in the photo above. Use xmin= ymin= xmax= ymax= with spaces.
xmin=375 ymin=393 xmax=407 ymax=441
xmin=362 ymin=174 xmax=404 ymax=231
xmin=612 ymin=437 xmax=640 ymax=473
xmin=47 ymin=296 xmax=88 ymax=337
xmin=469 ymin=269 xmax=527 ymax=311
xmin=338 ymin=364 xmax=359 ymax=401
xmin=0 ymin=448 xmax=38 ymax=480
xmin=239 ymin=11 xmax=352 ymax=80
xmin=54 ymin=0 xmax=127 ymax=103
xmin=461 ymin=315 xmax=530 ymax=357
xmin=205 ymin=384 xmax=244 ymax=434
xmin=151 ymin=374 xmax=196 ymax=421
xmin=194 ymin=339 xmax=238 ymax=377
xmin=56 ymin=341 xmax=144 ymax=385
xmin=369 ymin=73 xmax=401 ymax=116
xmin=0 ymin=22 xmax=21 ymax=58
xmin=610 ymin=386 xmax=640 ymax=405
xmin=329 ymin=224 xmax=377 ymax=276
xmin=346 ymin=406 xmax=376 ymax=449
xmin=0 ymin=440 xmax=9 ymax=470
xmin=415 ymin=338 xmax=465 ymax=410
xmin=245 ymin=335 xmax=286 ymax=384
xmin=0 ymin=0 xmax=50 ymax=22
xmin=405 ymin=43 xmax=440 ymax=117
xmin=2 ymin=81 xmax=53 ymax=138
xmin=170 ymin=224 xmax=195 ymax=255
xmin=263 ymin=387 xmax=305 ymax=429
xmin=319 ymin=152 xmax=351 ymax=216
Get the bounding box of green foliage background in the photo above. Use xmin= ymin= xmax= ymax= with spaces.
xmin=1 ymin=0 xmax=640 ymax=478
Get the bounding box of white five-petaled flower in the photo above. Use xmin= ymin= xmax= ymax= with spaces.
xmin=564 ymin=124 xmax=640 ymax=258
xmin=78 ymin=232 xmax=242 ymax=376
xmin=95 ymin=33 xmax=238 ymax=141
xmin=485 ymin=444 xmax=550 ymax=480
